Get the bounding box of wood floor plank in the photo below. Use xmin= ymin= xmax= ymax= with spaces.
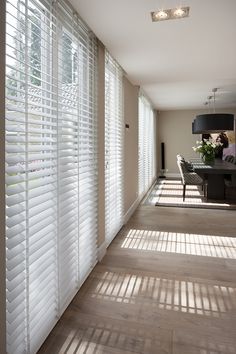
xmin=39 ymin=311 xmax=172 ymax=354
xmin=172 ymin=328 xmax=236 ymax=354
xmin=38 ymin=204 xmax=236 ymax=354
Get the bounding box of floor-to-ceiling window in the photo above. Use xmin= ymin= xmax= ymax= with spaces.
xmin=5 ymin=0 xmax=98 ymax=352
xmin=138 ymin=94 xmax=156 ymax=198
xmin=105 ymin=51 xmax=124 ymax=245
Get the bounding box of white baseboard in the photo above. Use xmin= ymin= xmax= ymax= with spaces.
xmin=165 ymin=173 xmax=180 ymax=178
xmin=124 ymin=176 xmax=157 ymax=224
xmin=139 ymin=178 xmax=158 ymax=204
xmin=98 ymin=241 xmax=107 ymax=262
xmin=124 ymin=196 xmax=140 ymax=224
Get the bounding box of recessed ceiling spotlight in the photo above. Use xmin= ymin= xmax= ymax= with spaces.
xmin=153 ymin=10 xmax=169 ymax=21
xmin=172 ymin=8 xmax=186 ymax=17
xmin=151 ymin=6 xmax=190 ymax=22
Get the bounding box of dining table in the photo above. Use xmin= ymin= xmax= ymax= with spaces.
xmin=191 ymin=158 xmax=236 ymax=200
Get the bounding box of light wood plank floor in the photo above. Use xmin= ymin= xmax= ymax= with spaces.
xmin=39 ymin=205 xmax=236 ymax=354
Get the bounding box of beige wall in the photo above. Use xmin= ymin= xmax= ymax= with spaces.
xmin=123 ymin=78 xmax=139 ymax=214
xmin=0 ymin=1 xmax=6 ymax=352
xmin=157 ymin=108 xmax=236 ymax=175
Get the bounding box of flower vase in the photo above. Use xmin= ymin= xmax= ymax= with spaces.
xmin=202 ymin=153 xmax=215 ymax=164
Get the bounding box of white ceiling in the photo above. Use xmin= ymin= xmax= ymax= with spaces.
xmin=69 ymin=0 xmax=236 ymax=110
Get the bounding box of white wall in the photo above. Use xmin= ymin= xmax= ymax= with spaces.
xmin=157 ymin=108 xmax=236 ymax=176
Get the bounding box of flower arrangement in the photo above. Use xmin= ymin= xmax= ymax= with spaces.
xmin=192 ymin=138 xmax=223 ymax=163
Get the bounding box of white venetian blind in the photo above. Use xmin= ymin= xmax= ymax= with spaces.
xmin=105 ymin=51 xmax=124 ymax=245
xmin=5 ymin=0 xmax=98 ymax=353
xmin=56 ymin=0 xmax=98 ymax=313
xmin=138 ymin=94 xmax=156 ymax=198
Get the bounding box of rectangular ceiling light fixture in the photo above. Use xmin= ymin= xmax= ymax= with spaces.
xmin=151 ymin=6 xmax=190 ymax=22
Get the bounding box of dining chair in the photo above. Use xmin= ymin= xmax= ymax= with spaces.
xmin=176 ymin=154 xmax=194 ymax=172
xmin=224 ymin=174 xmax=236 ymax=202
xmin=177 ymin=158 xmax=207 ymax=201
xmin=225 ymin=155 xmax=234 ymax=163
xmin=224 ymin=157 xmax=236 ymax=199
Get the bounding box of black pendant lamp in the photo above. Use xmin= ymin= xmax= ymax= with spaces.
xmin=192 ymin=89 xmax=234 ymax=134
xmin=192 ymin=113 xmax=234 ymax=134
